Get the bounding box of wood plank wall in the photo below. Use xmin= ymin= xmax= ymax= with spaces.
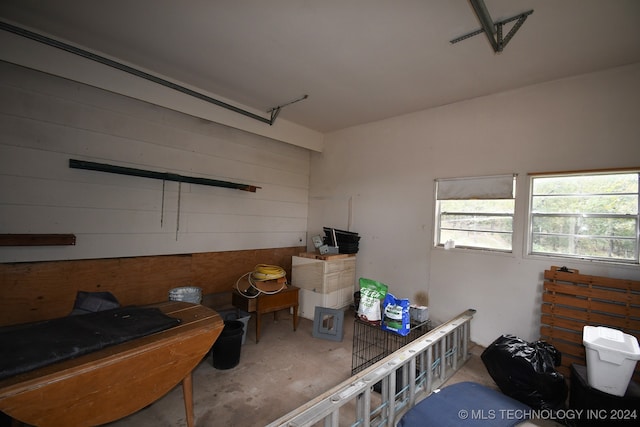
xmin=540 ymin=266 xmax=640 ymax=383
xmin=0 ymin=61 xmax=310 ymax=264
xmin=0 ymin=246 xmax=305 ymax=327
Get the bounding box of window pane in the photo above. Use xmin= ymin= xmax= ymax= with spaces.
xmin=531 ymin=235 xmax=636 ymax=261
xmin=532 ymin=173 xmax=638 ymax=195
xmin=531 ymin=195 xmax=637 ymax=215
xmin=441 ymin=229 xmax=512 ymax=251
xmin=438 ymin=201 xmax=514 ymax=250
xmin=435 ymin=176 xmax=515 ymax=252
xmin=441 ymin=213 xmax=513 ymax=232
xmin=532 ymin=215 xmax=637 ymax=238
xmin=529 ymin=171 xmax=639 ymax=264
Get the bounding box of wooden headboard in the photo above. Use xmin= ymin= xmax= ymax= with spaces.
xmin=0 ymin=246 xmax=305 ymax=327
xmin=540 ymin=266 xmax=640 ymax=383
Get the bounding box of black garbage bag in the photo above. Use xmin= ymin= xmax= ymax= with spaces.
xmin=481 ymin=334 xmax=568 ymax=411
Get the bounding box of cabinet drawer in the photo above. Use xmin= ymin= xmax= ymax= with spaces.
xmin=292 ymin=255 xmax=356 ymax=293
xmin=325 ymin=257 xmax=356 ymax=274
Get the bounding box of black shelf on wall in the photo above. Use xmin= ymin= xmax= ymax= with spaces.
xmin=69 ymin=159 xmax=260 ymax=192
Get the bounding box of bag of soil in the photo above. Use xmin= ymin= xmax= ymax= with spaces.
xmin=357 ymin=278 xmax=388 ymax=324
xmin=381 ymin=293 xmax=410 ymax=336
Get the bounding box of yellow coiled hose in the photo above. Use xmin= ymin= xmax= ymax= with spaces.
xmin=251 ymin=264 xmax=286 ymax=281
xmin=235 ymin=264 xmax=287 ymax=298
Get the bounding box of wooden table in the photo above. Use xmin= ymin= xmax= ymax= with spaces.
xmin=0 ymin=301 xmax=223 ymax=427
xmin=232 ymin=286 xmax=299 ymax=343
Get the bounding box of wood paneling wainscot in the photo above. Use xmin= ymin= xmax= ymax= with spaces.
xmin=0 ymin=246 xmax=305 ymax=326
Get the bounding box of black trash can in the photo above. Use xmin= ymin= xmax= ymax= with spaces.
xmin=211 ymin=320 xmax=244 ymax=370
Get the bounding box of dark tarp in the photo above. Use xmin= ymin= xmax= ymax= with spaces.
xmin=0 ymin=306 xmax=180 ymax=380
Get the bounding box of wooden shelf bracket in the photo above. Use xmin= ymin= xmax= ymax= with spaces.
xmin=0 ymin=234 xmax=76 ymax=246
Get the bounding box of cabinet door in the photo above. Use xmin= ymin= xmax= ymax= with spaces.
xmin=292 ymin=257 xmax=324 ymax=291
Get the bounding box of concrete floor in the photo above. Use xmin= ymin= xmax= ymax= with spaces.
xmin=105 ymin=307 xmax=358 ymax=427
xmin=104 ymin=308 xmax=559 ymax=427
xmin=101 ymin=307 xmax=479 ymax=426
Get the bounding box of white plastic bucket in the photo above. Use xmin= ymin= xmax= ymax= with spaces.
xmin=583 ymin=326 xmax=640 ymax=396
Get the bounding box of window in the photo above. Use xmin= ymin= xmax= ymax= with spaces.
xmin=435 ymin=175 xmax=516 ymax=251
xmin=528 ymin=170 xmax=639 ymax=264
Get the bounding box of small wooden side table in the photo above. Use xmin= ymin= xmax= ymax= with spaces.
xmin=232 ymin=286 xmax=299 ymax=343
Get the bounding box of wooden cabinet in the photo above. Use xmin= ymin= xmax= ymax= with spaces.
xmin=292 ymin=254 xmax=356 ymax=320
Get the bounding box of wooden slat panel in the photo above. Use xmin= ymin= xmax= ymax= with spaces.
xmin=540 ymin=314 xmax=589 ymax=335
xmin=542 ymin=292 xmax=638 ymax=317
xmin=544 ymin=281 xmax=640 ymax=305
xmin=541 ymin=304 xmax=640 ymax=332
xmin=540 ymin=325 xmax=582 ymax=345
xmin=541 ymin=266 xmax=640 ymax=384
xmin=544 ymin=268 xmax=640 ymax=292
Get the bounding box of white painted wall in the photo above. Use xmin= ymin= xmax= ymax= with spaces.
xmin=1 ymin=44 xmax=638 ymax=349
xmin=308 ymin=63 xmax=640 ymax=346
xmin=0 ymin=61 xmax=310 ymax=262
xmin=0 ymin=28 xmax=324 ymax=152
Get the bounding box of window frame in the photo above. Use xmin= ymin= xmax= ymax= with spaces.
xmin=434 ymin=174 xmax=516 ymax=253
xmin=527 ymin=169 xmax=640 ymax=265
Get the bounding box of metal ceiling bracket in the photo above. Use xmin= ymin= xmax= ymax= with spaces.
xmin=0 ymin=20 xmax=307 ymax=126
xmin=267 ymin=94 xmax=308 ymax=124
xmin=270 ymin=107 xmax=282 ymax=124
xmin=450 ymin=0 xmax=533 ymax=53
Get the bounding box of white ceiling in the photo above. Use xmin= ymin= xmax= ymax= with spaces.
xmin=1 ymin=0 xmax=639 ymax=133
